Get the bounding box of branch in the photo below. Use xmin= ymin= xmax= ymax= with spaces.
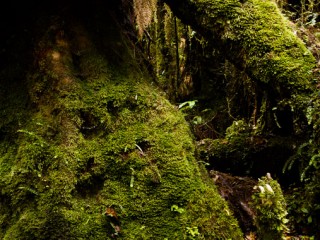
xmin=164 ymin=0 xmax=315 ymax=97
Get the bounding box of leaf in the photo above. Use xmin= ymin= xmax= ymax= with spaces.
xmin=171 ymin=205 xmax=185 ymax=214
xmin=178 ymin=100 xmax=197 ymax=110
xmin=171 ymin=205 xmax=179 ymax=211
xmin=282 ymin=218 xmax=289 ymax=224
xmin=178 ymin=102 xmax=189 ymax=109
xmin=188 ymin=100 xmax=196 ymax=108
xmin=192 ymin=116 xmax=202 ymax=125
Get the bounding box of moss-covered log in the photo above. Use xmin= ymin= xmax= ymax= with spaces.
xmin=164 ymin=0 xmax=315 ymax=98
xmin=0 ymin=1 xmax=243 ymax=239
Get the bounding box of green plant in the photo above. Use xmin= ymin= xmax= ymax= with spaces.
xmin=178 ymin=100 xmax=197 ymax=110
xmin=170 ymin=205 xmax=186 ymax=214
xmin=251 ymin=174 xmax=289 ymax=240
xmin=286 ymin=187 xmax=316 ymax=230
xmin=225 ymin=119 xmax=250 ymax=140
xmin=186 ymin=226 xmax=200 ymax=239
xmin=283 ymin=0 xmax=320 ymax=26
xmin=282 ymin=92 xmax=320 ymax=236
xmin=192 ymin=116 xmax=202 ymax=125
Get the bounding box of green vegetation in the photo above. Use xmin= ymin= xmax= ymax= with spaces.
xmin=164 ymin=0 xmax=316 ymax=134
xmin=251 ymin=174 xmax=288 ymax=240
xmin=0 ymin=8 xmax=242 ymax=239
xmin=157 ymin=0 xmax=319 ymax=237
xmin=1 ymin=0 xmax=320 ymax=238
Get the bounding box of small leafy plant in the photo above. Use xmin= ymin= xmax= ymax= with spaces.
xmin=178 ymin=100 xmax=197 ymax=110
xmin=186 ymin=226 xmax=200 ymax=239
xmin=251 ymin=174 xmax=289 ymax=240
xmin=170 ymin=204 xmax=185 ymax=214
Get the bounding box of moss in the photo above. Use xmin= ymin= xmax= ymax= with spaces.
xmin=166 ymin=0 xmax=315 ymax=84
xmin=251 ymin=175 xmax=288 ymax=240
xmin=232 ymin=1 xmax=315 ymax=90
xmin=197 ymin=131 xmax=299 ymax=182
xmin=0 ymin=8 xmax=242 ymax=240
xmin=164 ymin=0 xmax=316 ymax=117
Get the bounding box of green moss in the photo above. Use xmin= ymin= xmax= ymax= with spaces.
xmin=165 ymin=0 xmax=316 ymax=104
xmin=0 ymin=71 xmax=241 ymax=239
xmin=0 ymin=14 xmax=242 ymax=240
xmin=212 ymin=0 xmax=314 ymax=91
xmin=234 ymin=1 xmax=315 ymax=91
xmin=252 ymin=175 xmax=288 ymax=240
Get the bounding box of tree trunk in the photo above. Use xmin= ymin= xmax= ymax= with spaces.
xmin=0 ymin=1 xmax=243 ymax=239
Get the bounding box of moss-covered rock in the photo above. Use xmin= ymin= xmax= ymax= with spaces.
xmin=0 ymin=3 xmax=242 ymax=239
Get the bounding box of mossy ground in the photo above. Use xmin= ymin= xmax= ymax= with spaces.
xmin=0 ymin=5 xmax=242 ymax=239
